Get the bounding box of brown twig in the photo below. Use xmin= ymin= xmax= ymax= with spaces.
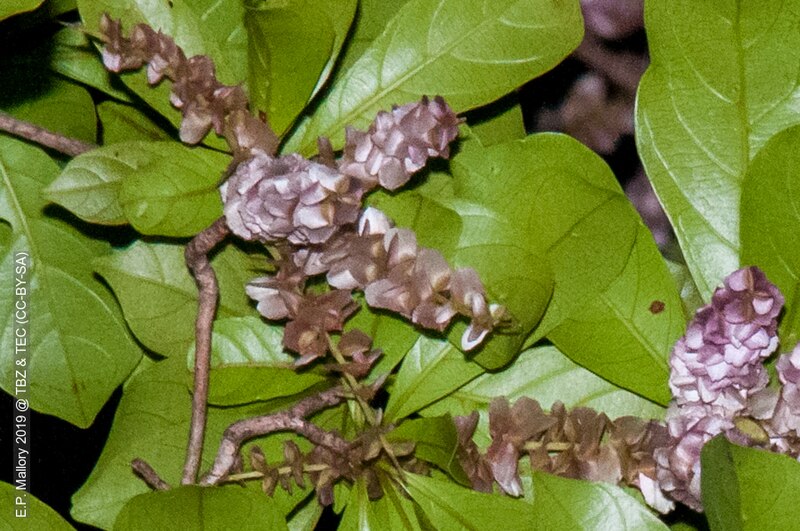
xmin=182 ymin=217 xmax=231 ymax=485
xmin=0 ymin=111 xmax=96 ymax=156
xmin=200 ymin=386 xmax=348 ymax=485
xmin=131 ymin=458 xmax=170 ymax=491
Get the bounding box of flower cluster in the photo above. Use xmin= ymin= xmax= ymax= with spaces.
xmin=454 ymin=397 xmax=670 ymax=509
xmin=339 ymin=96 xmax=460 ymax=190
xmin=99 ymin=15 xmax=277 ymax=156
xmin=653 ymin=267 xmax=784 ymax=511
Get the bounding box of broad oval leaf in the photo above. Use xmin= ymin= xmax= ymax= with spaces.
xmin=0 ymin=137 xmax=141 ymax=427
xmin=636 ymin=1 xmax=800 ymax=299
xmin=46 ymin=141 xmax=227 ymax=235
xmin=117 ymin=143 xmax=227 ymax=236
xmin=194 ymin=316 xmax=331 ymax=406
xmin=93 ymin=240 xmax=258 ymax=357
xmin=741 ymin=125 xmax=800 ymax=346
xmin=528 ymin=471 xmax=668 ymax=530
xmin=114 ymin=485 xmax=287 ymax=531
xmin=384 ymin=336 xmax=484 ymax=422
xmin=244 ymin=2 xmax=339 ymax=137
xmin=702 ymin=436 xmax=800 ymax=531
xmin=451 ymin=134 xmax=680 ymax=401
xmin=403 ymin=472 xmax=534 ymax=531
xmin=284 ymin=0 xmax=583 ymax=154
xmin=0 ymin=480 xmax=74 ymax=530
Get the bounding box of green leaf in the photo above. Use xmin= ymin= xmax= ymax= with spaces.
xmin=385 ymin=336 xmax=484 ymax=422
xmin=404 ymin=472 xmax=534 ymax=531
xmin=0 ymin=481 xmax=74 ymax=530
xmin=337 ymin=0 xmax=411 ymax=71
xmin=93 ymin=240 xmax=258 ymax=357
xmin=452 ymin=134 xmax=679 ymax=401
xmin=0 ymin=0 xmax=44 ymax=21
xmin=46 ymin=141 xmax=227 ymax=234
xmin=2 ymin=77 xmax=96 ymax=144
xmin=636 ymin=1 xmax=800 ymax=299
xmin=0 ymin=137 xmax=141 ymax=427
xmin=528 ymin=471 xmax=668 ymax=530
xmin=701 ymin=436 xmax=742 ymax=531
xmin=387 ymin=415 xmax=469 ymax=485
xmin=113 ymin=485 xmax=287 ymax=531
xmin=340 ymin=475 xmax=423 ymax=531
xmin=117 ymin=143 xmax=227 ymax=236
xmin=421 ymin=345 xmax=665 ymax=446
xmin=741 ymin=125 xmax=800 ymax=346
xmin=665 ymin=259 xmax=703 ymax=318
xmin=77 ymin=0 xmax=246 ymax=149
xmin=545 ymin=223 xmax=680 ymax=405
xmin=97 ymin=101 xmax=171 ymax=144
xmin=245 ymin=4 xmax=335 ymax=137
xmin=50 ymin=27 xmax=132 ymax=102
xmin=702 ymin=436 xmax=800 ymax=531
xmin=284 ymin=0 xmax=583 ymax=154
xmin=196 ymin=316 xmax=330 ymax=406
xmin=72 ymin=356 xmax=264 ymax=529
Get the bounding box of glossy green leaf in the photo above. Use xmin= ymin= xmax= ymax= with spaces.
xmin=741 ymin=125 xmax=800 ymax=346
xmin=114 ymin=485 xmax=287 ymax=531
xmin=0 ymin=0 xmax=44 ymax=21
xmin=93 ymin=240 xmax=258 ymax=357
xmin=636 ymin=1 xmax=800 ymax=299
xmin=385 ymin=336 xmax=484 ymax=422
xmin=337 ymin=0 xmax=411 ymax=71
xmin=71 ymin=356 xmax=261 ymax=529
xmin=421 ymin=345 xmax=665 ymax=446
xmin=452 ymin=134 xmax=679 ymax=401
xmin=665 ymin=259 xmax=703 ymax=318
xmin=284 ymin=0 xmax=583 ymax=154
xmin=117 ymin=143 xmax=227 ymax=236
xmin=245 ymin=4 xmax=334 ymax=137
xmin=546 ymin=222 xmax=680 ymax=405
xmin=387 ymin=415 xmax=469 ymax=485
xmin=701 ymin=436 xmax=800 ymax=531
xmin=97 ymin=101 xmax=171 ymax=144
xmin=404 ymin=472 xmax=534 ymax=531
xmin=50 ymin=27 xmax=132 ymax=102
xmin=340 ymin=475 xmax=422 ymax=531
xmin=77 ymin=0 xmax=246 ymax=149
xmin=528 ymin=471 xmax=668 ymax=530
xmin=196 ymin=316 xmax=330 ymax=406
xmin=0 ymin=137 xmax=141 ymax=427
xmin=46 ymin=141 xmax=227 ymax=234
xmin=2 ymin=77 xmax=96 ymax=144
xmin=0 ymin=481 xmax=74 ymax=530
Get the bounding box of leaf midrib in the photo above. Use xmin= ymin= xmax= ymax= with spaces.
xmin=0 ymin=157 xmax=90 ymax=423
xmin=304 ymin=0 xmax=538 ymax=147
